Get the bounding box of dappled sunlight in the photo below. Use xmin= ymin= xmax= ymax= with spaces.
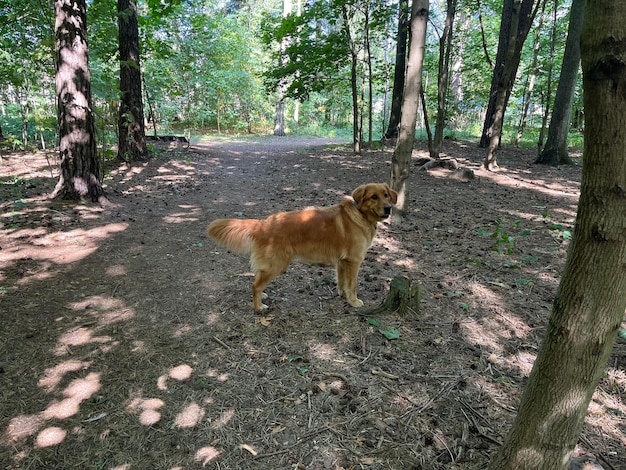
xmin=175 ymin=402 xmax=206 ymax=428
xmin=35 ymin=426 xmax=66 ymax=448
xmin=169 ymin=364 xmax=193 ymax=381
xmin=212 ymin=408 xmax=235 ymax=429
xmin=194 ymin=446 xmax=221 ymax=466
xmin=307 ymin=340 xmax=339 ymax=362
xmin=42 ymin=373 xmax=102 ymax=420
xmin=158 ymin=364 xmax=194 ymax=391
xmin=474 ymin=168 xmax=580 ymax=202
xmin=38 ymin=359 xmax=93 ymax=392
xmin=3 ymin=372 xmax=101 ymax=446
xmin=105 ymin=264 xmax=127 ymax=276
xmin=461 ymin=318 xmax=505 ymax=353
xmin=1 ymin=222 xmax=129 ymax=288
xmin=68 ymin=296 xmax=135 ymax=327
xmin=206 ymin=368 xmax=229 ymax=382
xmin=162 ymin=205 xmax=202 ymax=224
xmin=54 ymin=327 xmax=114 ymax=356
xmin=128 ymin=396 xmax=165 ymax=426
xmin=3 ymin=414 xmax=45 ymax=444
xmin=500 ymin=350 xmax=537 ymax=377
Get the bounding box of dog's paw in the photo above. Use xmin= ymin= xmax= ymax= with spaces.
xmin=251 ymin=302 xmax=269 ymax=311
xmin=348 ymin=298 xmax=364 ymax=308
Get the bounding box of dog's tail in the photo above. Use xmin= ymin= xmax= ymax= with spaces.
xmin=207 ymin=218 xmax=260 ymax=254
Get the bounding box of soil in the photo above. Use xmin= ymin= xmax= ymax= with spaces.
xmin=1 ymin=136 xmax=625 ymax=470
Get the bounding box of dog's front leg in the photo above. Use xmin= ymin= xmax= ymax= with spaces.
xmin=338 ymin=259 xmax=364 ymax=307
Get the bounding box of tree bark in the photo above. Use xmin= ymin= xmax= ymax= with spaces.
xmin=117 ymin=0 xmax=147 ymax=162
xmin=52 ymin=0 xmax=105 ymax=202
xmin=488 ymin=1 xmax=626 ymax=467
xmin=363 ymin=275 xmax=420 ymax=316
xmin=535 ymin=0 xmax=585 ymax=166
xmin=484 ymin=0 xmax=523 ymax=170
xmin=383 ymin=0 xmax=409 ymax=140
xmin=479 ymin=0 xmax=538 ymax=153
xmin=430 ymin=0 xmax=457 ymax=159
xmin=390 ymin=0 xmax=428 ymax=218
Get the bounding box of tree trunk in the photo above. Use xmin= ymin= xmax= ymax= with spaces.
xmin=383 ymin=0 xmax=409 ymax=140
xmin=274 ymin=99 xmax=286 ymax=136
xmin=536 ymin=0 xmax=557 ymax=153
xmin=342 ymin=4 xmax=361 ymax=154
xmin=515 ymin=0 xmax=547 ymax=147
xmin=484 ymin=0 xmax=523 ymax=170
xmin=535 ymin=0 xmax=585 ymax=166
xmin=52 ymin=0 xmax=105 ymax=202
xmin=488 ymin=1 xmax=626 ymax=467
xmin=117 ymin=0 xmax=147 ymax=162
xmin=363 ymin=275 xmax=421 ymax=316
xmin=390 ymin=0 xmax=428 ymax=218
xmin=431 ymin=0 xmax=457 ymax=159
xmin=479 ymin=0 xmax=538 ymax=151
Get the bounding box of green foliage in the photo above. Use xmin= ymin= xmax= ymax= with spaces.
xmin=0 ymin=0 xmax=586 ymax=144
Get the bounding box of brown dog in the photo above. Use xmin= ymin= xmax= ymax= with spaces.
xmin=207 ymin=183 xmax=397 ymax=311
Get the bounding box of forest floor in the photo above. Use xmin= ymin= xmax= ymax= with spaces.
xmin=1 ymin=135 xmax=625 ymax=470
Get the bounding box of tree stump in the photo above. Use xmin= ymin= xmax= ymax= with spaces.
xmin=364 ymin=275 xmax=421 ymax=316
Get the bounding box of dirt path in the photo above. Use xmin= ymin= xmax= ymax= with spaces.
xmin=1 ymin=137 xmax=624 ymax=469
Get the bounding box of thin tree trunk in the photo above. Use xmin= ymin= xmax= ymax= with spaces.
xmin=431 ymin=0 xmax=457 ymax=159
xmin=342 ymin=3 xmax=361 ymax=154
xmin=479 ymin=0 xmax=539 ymax=151
xmin=390 ymin=0 xmax=429 ymax=218
xmin=488 ymin=1 xmax=626 ymax=467
xmin=117 ymin=0 xmax=147 ymax=162
xmin=383 ymin=0 xmax=409 ymax=139
xmin=536 ymin=0 xmax=584 ymax=165
xmin=515 ymin=0 xmax=547 ymax=146
xmin=484 ymin=0 xmax=522 ymax=170
xmin=52 ymin=0 xmax=105 ymax=202
xmin=536 ymin=0 xmax=557 ymax=152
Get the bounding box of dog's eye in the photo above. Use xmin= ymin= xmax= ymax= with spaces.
xmin=371 ymin=194 xmax=378 ymax=200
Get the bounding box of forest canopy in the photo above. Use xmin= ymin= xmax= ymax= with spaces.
xmin=0 ymin=0 xmax=581 ymax=151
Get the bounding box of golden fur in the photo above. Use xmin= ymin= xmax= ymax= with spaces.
xmin=207 ymin=183 xmax=398 ymax=311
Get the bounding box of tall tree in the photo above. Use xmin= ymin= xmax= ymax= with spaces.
xmin=535 ymin=0 xmax=585 ymax=165
xmin=51 ymin=0 xmax=105 ymax=202
xmin=488 ymin=0 xmax=626 ymax=467
xmin=383 ymin=0 xmax=408 ymax=140
xmin=480 ymin=0 xmax=539 ymax=170
xmin=389 ymin=0 xmax=428 ymax=217
xmin=118 ymin=0 xmax=147 ymax=162
xmin=430 ymin=0 xmax=457 ymax=159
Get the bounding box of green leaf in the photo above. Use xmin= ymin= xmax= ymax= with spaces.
xmin=379 ymin=328 xmax=401 ymax=340
xmin=562 ymin=230 xmax=572 ymax=240
xmin=366 ymin=318 xmax=381 ymax=327
xmin=618 ymin=329 xmax=626 ymax=340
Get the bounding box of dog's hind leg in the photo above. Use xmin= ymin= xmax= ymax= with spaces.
xmin=251 ymin=258 xmax=289 ymax=311
xmin=252 ymin=270 xmax=274 ymax=311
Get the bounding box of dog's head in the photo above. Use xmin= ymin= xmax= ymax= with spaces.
xmin=352 ymin=183 xmax=398 ymax=222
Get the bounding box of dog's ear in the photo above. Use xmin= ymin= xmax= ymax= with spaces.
xmin=352 ymin=185 xmax=367 ymax=205
xmin=385 ymin=184 xmax=398 ymax=204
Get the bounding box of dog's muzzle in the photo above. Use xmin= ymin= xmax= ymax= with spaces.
xmin=383 ymin=206 xmax=393 ymax=218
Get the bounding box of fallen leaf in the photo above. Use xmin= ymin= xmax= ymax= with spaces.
xmin=256 ymin=316 xmax=273 ymax=326
xmin=239 ymin=443 xmax=258 ymax=456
